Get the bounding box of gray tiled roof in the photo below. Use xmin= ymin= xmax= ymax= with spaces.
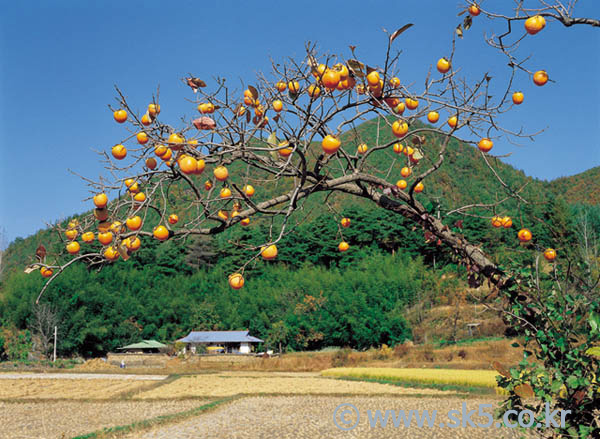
xmin=177 ymin=330 xmax=263 ymax=344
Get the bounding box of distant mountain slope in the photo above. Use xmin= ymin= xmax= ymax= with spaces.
xmin=549 ymin=167 xmax=600 ymax=205
xmin=1 ymin=117 xmax=595 ymax=276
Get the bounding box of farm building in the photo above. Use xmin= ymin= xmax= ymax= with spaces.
xmin=117 ymin=340 xmax=167 ymax=353
xmin=177 ymin=330 xmax=263 ymax=354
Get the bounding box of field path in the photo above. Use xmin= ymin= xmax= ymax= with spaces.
xmin=128 ymin=395 xmax=526 ymax=439
xmin=0 ymin=373 xmax=167 ymax=380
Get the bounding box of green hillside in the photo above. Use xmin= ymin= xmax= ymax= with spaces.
xmin=0 ymin=117 xmax=598 ymax=357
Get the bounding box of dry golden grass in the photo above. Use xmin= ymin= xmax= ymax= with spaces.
xmin=0 ymin=379 xmax=151 ymax=400
xmin=321 ymin=367 xmax=503 ymax=393
xmin=0 ymin=400 xmax=205 ymax=439
xmin=133 ymin=372 xmax=454 ymax=399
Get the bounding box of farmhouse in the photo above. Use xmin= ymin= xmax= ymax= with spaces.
xmin=177 ymin=330 xmax=263 ymax=354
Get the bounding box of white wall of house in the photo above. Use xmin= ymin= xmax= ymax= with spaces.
xmin=240 ymin=342 xmax=250 ymax=354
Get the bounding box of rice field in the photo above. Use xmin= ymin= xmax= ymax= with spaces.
xmin=133 ymin=372 xmax=454 ymax=399
xmin=0 ymin=378 xmax=154 ymax=400
xmin=321 ymin=368 xmax=503 ymax=393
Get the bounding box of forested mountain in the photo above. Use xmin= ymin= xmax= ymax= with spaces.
xmin=1 ymin=118 xmax=598 ymax=357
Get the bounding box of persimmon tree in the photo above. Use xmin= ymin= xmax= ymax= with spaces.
xmin=25 ymin=1 xmax=598 ymax=437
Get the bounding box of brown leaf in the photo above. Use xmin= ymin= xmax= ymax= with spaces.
xmin=35 ymin=244 xmax=46 ymax=262
xmin=117 ymin=243 xmax=130 ymax=261
xmin=192 ymin=117 xmax=216 ymax=130
xmin=573 ymin=389 xmax=586 ymax=405
xmin=514 ymin=383 xmax=535 ymax=399
xmin=453 ymin=219 xmax=464 ymax=229
xmin=347 ymin=59 xmax=365 ymax=78
xmin=456 ymin=24 xmax=464 ymax=38
xmin=246 ymin=109 xmax=251 ymax=124
xmin=491 ymin=361 xmax=510 ymax=378
xmin=464 ymin=15 xmax=473 ymax=31
xmin=457 ymin=9 xmax=466 ymax=16
xmin=247 ymin=85 xmax=259 ymax=100
xmin=389 ymin=23 xmax=414 ymax=43
xmin=186 ymin=77 xmax=206 ymax=92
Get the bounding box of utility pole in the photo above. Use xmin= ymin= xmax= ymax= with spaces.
xmin=53 ymin=326 xmax=57 ymax=362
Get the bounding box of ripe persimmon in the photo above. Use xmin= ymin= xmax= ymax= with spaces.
xmin=168 ymin=214 xmax=179 ymax=225
xmin=148 ymin=103 xmax=160 ymax=117
xmin=136 ymin=132 xmax=149 ymax=145
xmin=393 ymin=102 xmax=406 ymax=115
xmin=341 ymin=218 xmax=351 ymax=228
xmin=195 ymin=159 xmax=206 ymax=175
xmin=338 ymin=241 xmax=350 ymax=252
xmin=98 ymin=231 xmax=113 ymax=245
xmin=133 ymin=192 xmax=146 ymax=203
xmin=491 ymin=216 xmax=503 ymax=228
xmin=243 ymin=184 xmax=255 ymax=197
xmin=288 ymin=80 xmax=300 ymax=94
xmin=392 ymin=120 xmax=409 ymax=138
xmin=40 ymin=267 xmax=53 ymax=278
xmin=396 ymin=179 xmax=408 ymax=189
xmin=512 ymin=92 xmax=524 ymax=105
xmin=322 ymin=135 xmax=341 ymax=154
xmin=543 ymin=248 xmax=556 ymax=261
xmin=145 ymin=157 xmax=157 ymax=169
xmin=322 ymin=70 xmax=341 ymax=90
xmin=357 ymin=143 xmax=368 ymax=154
xmin=468 ymin=4 xmax=480 ymax=16
xmin=389 ymin=77 xmax=401 ymax=88
xmin=241 ymin=217 xmax=251 ymax=226
xmin=405 ymin=98 xmax=419 ymax=110
xmin=414 ymin=182 xmax=424 ymax=193
xmin=393 ymin=143 xmax=404 ymax=154
xmin=518 ymin=228 xmax=533 ymax=242
xmin=229 ymin=273 xmax=245 ymax=289
xmin=502 ymin=216 xmax=513 ymax=228
xmin=261 ymin=244 xmax=278 ymax=260
xmin=124 ymin=236 xmax=141 ymax=252
xmin=366 ymin=71 xmax=380 ymax=87
xmin=447 ymin=115 xmax=458 ymax=128
xmin=525 ymin=15 xmax=546 ymax=35
xmin=113 ymin=109 xmax=127 ymax=123
xmin=81 ymin=231 xmax=95 ymax=243
xmin=161 ymin=148 xmax=173 ymax=161
xmin=278 ymin=141 xmax=293 ymax=157
xmin=111 ymin=144 xmax=127 ymax=160
xmin=275 ymin=81 xmax=287 ymax=92
xmin=126 ymin=216 xmax=142 ymax=231
xmin=308 ymin=84 xmax=321 ymax=99
xmin=214 ymin=166 xmax=228 ymax=181
xmin=154 ymin=145 xmax=167 ymax=157
xmin=427 ymin=111 xmax=440 ymax=123
xmin=93 ymin=193 xmax=108 ymax=208
xmin=141 ymin=114 xmax=152 ymax=126
xmin=178 ymin=155 xmax=198 ymax=175
xmin=533 ymin=70 xmax=548 ymax=86
xmin=104 ymin=246 xmax=120 ymax=261
xmin=478 ymin=138 xmax=493 ymax=152
xmin=436 ymin=58 xmax=451 ymax=74
xmin=65 ymin=229 xmax=78 ymax=240
xmin=153 ymin=225 xmax=170 ymax=241
xmin=66 ymin=241 xmax=80 ymax=255
xmin=220 ymin=187 xmax=232 ymax=198
xmin=168 ymin=133 xmax=185 ymax=147
xmin=401 ymin=167 xmax=412 ymax=178
xmin=204 ymin=180 xmax=213 ymax=191
xmin=272 ymin=100 xmax=283 ymax=112
xmin=217 ymin=210 xmax=229 ymax=220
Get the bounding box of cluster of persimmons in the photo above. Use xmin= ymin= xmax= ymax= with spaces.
xmin=41 ymin=7 xmax=558 ymax=287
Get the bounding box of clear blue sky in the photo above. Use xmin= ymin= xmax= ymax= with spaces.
xmin=1 ymin=1 xmax=598 ymax=245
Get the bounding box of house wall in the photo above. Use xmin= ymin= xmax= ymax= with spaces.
xmin=240 ymin=342 xmax=250 ymax=354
